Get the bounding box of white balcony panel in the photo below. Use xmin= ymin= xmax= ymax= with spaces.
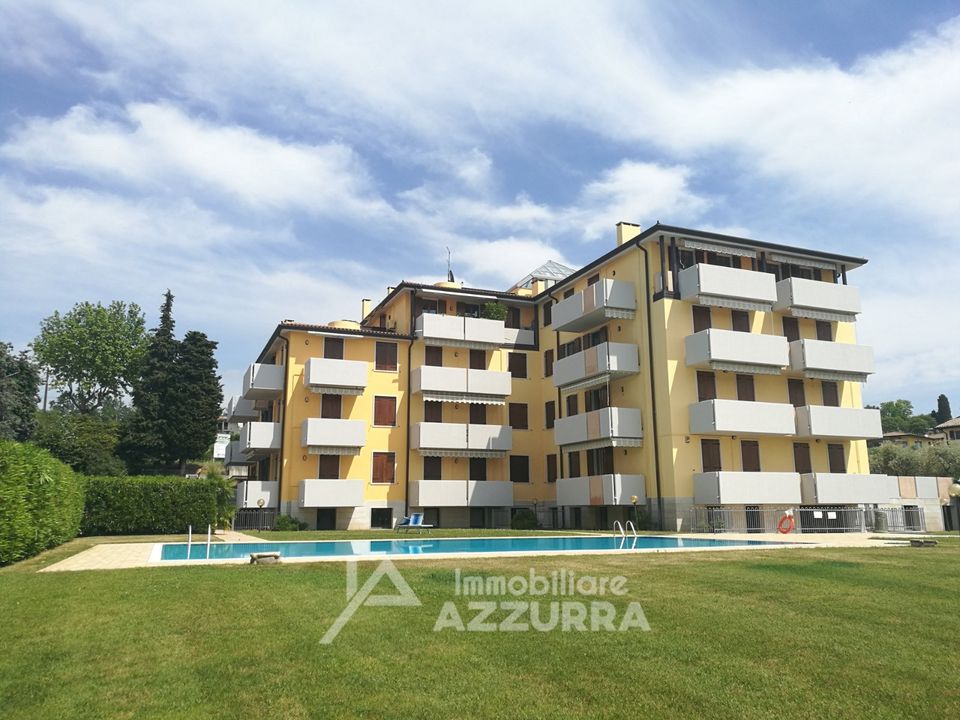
xmin=685 ymin=329 xmax=789 ymax=375
xmin=299 ymin=479 xmax=365 ymax=508
xmin=795 ymin=406 xmax=882 ymax=439
xmin=467 ymin=424 xmax=513 ymax=452
xmin=414 ymin=313 xmax=505 ymax=349
xmin=412 ymin=422 xmax=467 ymax=453
xmin=789 ymin=339 xmax=875 ymax=382
xmin=552 ymin=280 xmax=637 ymax=333
xmin=556 ymin=474 xmax=646 ymax=506
xmin=226 ymin=396 xmax=258 ymax=422
xmin=301 ymin=418 xmax=366 ymax=455
xmin=242 ymin=363 xmax=284 ymax=400
xmin=412 ymin=366 xmax=466 ymax=395
xmin=554 ymin=342 xmax=640 ymax=391
xmin=467 ymin=369 xmax=512 ymax=399
xmin=411 ymin=480 xmax=514 ymax=507
xmin=553 ymin=407 xmax=643 ymax=450
xmin=240 ymin=422 xmax=281 ymax=458
xmin=678 ymin=264 xmax=777 ymax=312
xmin=774 ymin=277 xmax=861 ymax=322
xmin=503 ymin=328 xmax=535 ymax=346
xmin=465 ymin=317 xmax=507 ymax=346
xmin=800 ymin=473 xmax=899 ymax=504
xmin=224 ymin=440 xmax=252 ymax=466
xmin=236 ymin=480 xmax=278 ymax=509
xmin=412 ymin=366 xmax=510 ymax=404
xmin=305 ymin=358 xmax=367 ymax=395
xmin=694 ymin=471 xmax=802 ymax=505
xmin=689 ymin=399 xmax=796 ymax=436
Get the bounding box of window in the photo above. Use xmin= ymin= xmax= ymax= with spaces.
xmin=701 ymin=439 xmax=722 ymax=473
xmin=587 ymin=273 xmax=601 ymax=286
xmin=816 ymin=320 xmax=833 ymax=342
xmin=510 ymin=455 xmax=530 ymax=483
xmin=425 ymin=345 xmax=443 ymax=366
xmin=732 ymin=311 xmax=750 ymax=333
xmin=321 ymin=394 xmax=342 ymax=419
xmin=546 ymin=454 xmax=558 ymax=483
xmin=370 ymin=508 xmax=393 ymax=529
xmin=373 ymin=396 xmax=396 ymax=426
xmin=375 ymin=341 xmax=398 ymax=371
xmin=463 ymin=350 xmax=483 ymax=371
xmin=706 ymin=251 xmax=733 ymax=267
xmin=822 ymin=381 xmax=840 ymax=407
xmin=543 ymin=301 xmax=552 ymax=327
xmin=423 ymin=456 xmax=442 ymax=480
xmin=693 ymin=306 xmax=712 ymax=333
xmin=736 ymin=374 xmax=755 ymax=402
xmin=424 ymin=401 xmax=443 ymax=423
xmin=788 ymin=379 xmax=806 ymax=408
xmin=566 ymin=394 xmax=579 ymax=417
xmin=545 ymin=400 xmax=555 ymax=429
xmin=470 ymin=457 xmax=487 ymax=482
xmin=782 ymin=317 xmax=800 ymax=343
xmin=677 ymin=248 xmax=695 ymax=270
xmin=544 ymin=349 xmax=554 ymax=377
xmin=509 ymin=403 xmax=528 ymax=429
xmin=418 ymin=298 xmax=443 ymax=315
xmin=457 ymin=302 xmax=480 ymax=318
xmin=741 ymin=441 xmax=760 ymax=472
xmin=318 ymin=454 xmax=339 ymax=479
xmin=324 ymin=337 xmax=344 ymax=360
xmin=697 ymin=371 xmax=717 ymax=402
xmin=584 ymin=386 xmax=608 ymax=412
xmin=567 ymin=451 xmax=581 ymax=478
xmin=586 ymin=446 xmax=614 ymax=475
xmin=793 ymin=443 xmax=812 ymax=474
xmin=506 ymin=307 xmax=521 ymax=329
xmin=563 ymin=288 xmax=575 ymax=299
xmin=583 ymin=327 xmax=608 ymax=350
xmin=508 ymin=352 xmax=527 ymax=378
xmin=828 ymin=443 xmax=846 ymax=473
xmin=372 ymin=452 xmax=395 ymax=484
xmin=469 ymin=404 xmax=486 ymax=424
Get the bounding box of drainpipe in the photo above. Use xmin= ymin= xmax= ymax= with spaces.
xmin=277 ymin=334 xmax=290 ymax=518
xmin=548 ymin=289 xmax=564 ymax=526
xmin=404 ymin=289 xmax=415 ymax=518
xmin=636 ymin=240 xmax=665 ymax=531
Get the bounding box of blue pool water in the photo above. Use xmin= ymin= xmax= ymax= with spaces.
xmin=158 ymin=535 xmax=785 ymax=561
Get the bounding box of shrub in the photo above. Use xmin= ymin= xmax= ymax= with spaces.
xmin=32 ymin=410 xmax=126 ymax=476
xmin=510 ymin=508 xmax=539 ymax=530
xmin=868 ymin=442 xmax=921 ymax=476
xmin=81 ymin=475 xmax=233 ymax=535
xmin=0 ymin=440 xmax=84 ymax=565
xmin=918 ymin=443 xmax=960 ymax=478
xmin=274 ymin=514 xmax=308 ymax=531
xmin=480 ymin=302 xmax=508 ymax=321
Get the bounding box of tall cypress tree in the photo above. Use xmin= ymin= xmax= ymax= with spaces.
xmin=935 ymin=394 xmax=952 ymax=425
xmin=171 ymin=331 xmax=223 ymax=473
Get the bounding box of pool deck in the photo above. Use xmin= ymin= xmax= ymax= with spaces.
xmin=38 ymin=531 xmax=927 ymax=573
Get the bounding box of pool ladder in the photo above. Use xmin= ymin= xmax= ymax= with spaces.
xmin=613 ymin=520 xmax=638 ymax=538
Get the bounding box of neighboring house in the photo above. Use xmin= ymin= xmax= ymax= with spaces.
xmin=226 ymin=221 xmax=937 ymax=531
xmin=875 ymin=431 xmax=946 ymax=449
xmin=933 ymin=417 xmax=960 ymax=443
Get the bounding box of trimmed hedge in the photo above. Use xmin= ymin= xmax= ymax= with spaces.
xmin=82 ymin=475 xmax=232 ymax=535
xmin=0 ymin=440 xmax=85 ymax=565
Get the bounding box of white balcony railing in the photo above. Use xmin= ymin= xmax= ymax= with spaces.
xmin=411 ymin=365 xmax=511 ymax=403
xmin=800 ymin=473 xmax=899 ymax=504
xmin=688 ymin=399 xmax=796 ymax=436
xmin=693 ymin=471 xmax=802 ymax=505
xmin=300 ymin=418 xmax=366 ymax=455
xmin=774 ymin=277 xmax=861 ymax=322
xmin=240 ymin=421 xmax=281 ymax=458
xmin=795 ymin=406 xmax=883 ymax=439
xmin=555 ymin=474 xmax=646 ymax=506
xmin=226 ymin=395 xmax=258 ymax=423
xmin=788 ymin=339 xmax=874 ymax=382
xmin=415 ymin=314 xmax=505 ymax=348
xmin=678 ymin=264 xmax=777 ymax=312
xmin=410 ymin=480 xmax=514 ymax=507
xmin=411 ymin=422 xmax=512 ymax=457
xmin=685 ymin=329 xmax=789 ymax=375
xmin=305 ymin=358 xmax=367 ymax=395
xmin=236 ymin=480 xmax=278 ymax=509
xmin=503 ymin=327 xmax=535 ymax=346
xmin=553 ymin=341 xmax=640 ymax=391
xmin=553 ymin=407 xmax=643 ymax=450
xmin=242 ymin=363 xmax=284 ymax=401
xmin=552 ymin=279 xmax=636 ymax=333
xmin=299 ymin=479 xmax=365 ymax=508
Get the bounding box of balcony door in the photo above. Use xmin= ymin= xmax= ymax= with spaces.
xmin=324 ymin=337 xmax=344 ymax=360
xmin=828 ymin=444 xmax=846 ymax=473
xmin=469 ymin=349 xmax=485 ymax=369
xmin=701 ymin=439 xmax=722 ymax=473
xmin=793 ymin=443 xmax=812 ymax=474
xmin=788 ymin=379 xmax=806 ymax=407
xmin=321 ymin=394 xmax=342 ymax=419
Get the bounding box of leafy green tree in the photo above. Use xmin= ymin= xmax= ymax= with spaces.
xmin=0 ymin=343 xmax=40 ymax=441
xmin=918 ymin=443 xmax=960 ymax=478
xmin=169 ymin=331 xmax=223 ymax=474
xmin=33 ymin=301 xmax=146 ymax=414
xmin=32 ymin=410 xmax=126 ymax=476
xmin=876 ymin=399 xmax=935 ymax=434
xmin=934 ymin=394 xmax=952 ymax=425
xmin=868 ymin=442 xmax=921 ymax=476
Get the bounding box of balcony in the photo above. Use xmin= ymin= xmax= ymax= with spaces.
xmin=299 ymin=479 xmax=365 ymax=508
xmin=411 ymin=366 xmax=511 ymax=404
xmin=415 ymin=313 xmax=505 ymax=349
xmin=795 ymin=406 xmax=882 ymax=439
xmin=553 ymin=407 xmax=643 ymax=450
xmin=685 ymin=329 xmax=789 ymax=375
xmin=678 ymin=264 xmax=777 ymax=312
xmin=411 ymin=422 xmax=512 ymax=457
xmin=503 ymin=327 xmax=535 ymax=346
xmin=301 ymin=418 xmax=366 ymax=455
xmin=788 ymin=339 xmax=874 ymax=382
xmin=240 ymin=421 xmax=281 ymax=459
xmin=774 ymin=277 xmax=861 ymax=322
xmin=236 ymin=480 xmax=278 ymax=509
xmin=689 ymin=399 xmax=796 ymax=436
xmin=225 ymin=396 xmax=258 ymax=423
xmin=242 ymin=363 xmax=284 ymax=401
xmin=224 ymin=440 xmax=251 ymax=467
xmin=552 ymin=279 xmax=636 ymax=333
xmin=693 ymin=472 xmax=802 ymax=505
xmin=554 ymin=342 xmax=640 ymax=391
xmin=800 ymin=473 xmax=899 ymax=504
xmin=410 ymin=480 xmax=514 ymax=507
xmin=305 ymin=358 xmax=367 ymax=395
xmin=556 ymin=474 xmax=646 ymax=507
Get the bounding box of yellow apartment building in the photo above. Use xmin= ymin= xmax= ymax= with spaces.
xmin=224 ymin=222 xmax=945 ymax=532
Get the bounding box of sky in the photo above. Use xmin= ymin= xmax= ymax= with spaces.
xmin=1 ymin=0 xmax=958 ymax=414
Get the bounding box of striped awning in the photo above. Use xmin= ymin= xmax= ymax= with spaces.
xmin=806 ymin=370 xmax=869 ymax=383
xmin=697 ymin=295 xmax=773 ymax=313
xmin=769 ymin=253 xmax=838 ymax=271
xmin=308 ymin=385 xmax=365 ymax=396
xmin=421 ymin=337 xmax=501 ymax=350
xmin=421 ymin=391 xmax=506 ymax=405
xmin=559 ymin=437 xmax=643 ymax=453
xmin=416 ymin=449 xmax=507 ymax=458
xmin=604 ymin=309 xmax=636 ymax=321
xmin=708 ymin=361 xmax=784 ymax=376
xmin=789 ymin=308 xmax=857 ymax=323
xmin=683 ymin=239 xmax=756 ymax=258
xmin=307 ymin=446 xmax=362 ymax=456
xmin=558 ymin=373 xmax=611 ymax=394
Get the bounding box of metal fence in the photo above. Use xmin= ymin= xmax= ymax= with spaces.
xmin=232 ymin=508 xmax=277 ymax=531
xmin=690 ymin=505 xmax=926 ymax=534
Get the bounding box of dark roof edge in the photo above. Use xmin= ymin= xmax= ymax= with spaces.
xmin=255 ymin=322 xmax=413 ymax=363
xmin=362 ymin=281 xmax=534 ymax=326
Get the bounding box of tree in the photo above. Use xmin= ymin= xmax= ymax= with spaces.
xmin=876 ymin=399 xmax=935 ymax=434
xmin=918 ymin=443 xmax=960 ymax=478
xmin=0 ymin=343 xmax=40 ymax=441
xmin=33 ymin=411 xmax=126 ymax=476
xmin=169 ymin=331 xmax=223 ymax=474
xmin=33 ymin=301 xmax=146 ymax=414
xmin=868 ymin=442 xmax=921 ymax=476
xmin=934 ymin=394 xmax=952 ymax=425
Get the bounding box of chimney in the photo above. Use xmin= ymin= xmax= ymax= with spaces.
xmin=361 ymin=298 xmax=372 ymax=320
xmin=616 ymin=222 xmax=642 ymax=246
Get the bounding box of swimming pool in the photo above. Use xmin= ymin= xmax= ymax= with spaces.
xmin=156 ymin=535 xmax=788 ymax=561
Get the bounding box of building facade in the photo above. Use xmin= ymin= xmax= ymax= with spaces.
xmin=225 ymin=222 xmax=946 ymax=531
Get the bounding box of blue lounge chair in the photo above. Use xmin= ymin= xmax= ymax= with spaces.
xmin=395 ymin=512 xmax=434 ymax=533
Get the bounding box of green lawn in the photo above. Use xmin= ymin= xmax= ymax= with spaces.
xmin=1 ymin=539 xmax=958 ymax=719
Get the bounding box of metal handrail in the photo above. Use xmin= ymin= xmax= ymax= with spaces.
xmin=612 ymin=520 xmax=625 ymax=538
xmin=625 ymin=520 xmax=638 ymax=538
